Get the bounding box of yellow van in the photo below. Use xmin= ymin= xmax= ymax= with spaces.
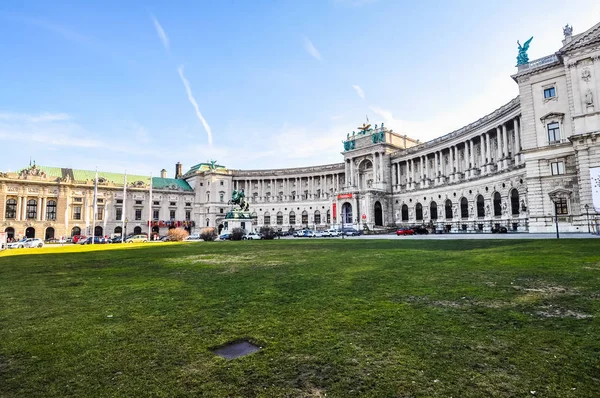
xmin=126 ymin=234 xmax=148 ymax=243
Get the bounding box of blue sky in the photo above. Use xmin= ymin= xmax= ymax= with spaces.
xmin=1 ymin=0 xmax=599 ymax=176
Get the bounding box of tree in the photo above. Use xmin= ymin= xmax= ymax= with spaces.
xmin=167 ymin=228 xmax=189 ymax=241
xmin=200 ymin=227 xmax=218 ymax=241
xmin=231 ymin=227 xmax=245 ymax=241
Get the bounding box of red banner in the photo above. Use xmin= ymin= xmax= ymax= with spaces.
xmin=337 ymin=193 xmax=353 ymax=199
xmin=332 ymin=203 xmax=337 ymax=219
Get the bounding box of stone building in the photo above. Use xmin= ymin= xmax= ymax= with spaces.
xmin=2 ymin=21 xmax=600 ymax=240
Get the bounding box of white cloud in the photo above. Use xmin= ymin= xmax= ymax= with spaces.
xmin=177 ymin=65 xmax=214 ymax=146
xmin=303 ymin=37 xmax=322 ymax=61
xmin=151 ymin=15 xmax=169 ymax=50
xmin=0 ymin=112 xmax=71 ymax=123
xmin=352 ymin=85 xmax=365 ymax=100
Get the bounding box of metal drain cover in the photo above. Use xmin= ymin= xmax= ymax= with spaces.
xmin=212 ymin=340 xmax=261 ymax=360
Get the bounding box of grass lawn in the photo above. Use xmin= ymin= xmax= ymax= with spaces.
xmin=1 ymin=239 xmax=599 ymax=397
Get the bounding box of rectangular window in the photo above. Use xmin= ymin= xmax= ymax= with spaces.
xmin=544 ymin=87 xmax=556 ymax=98
xmin=153 ymin=201 xmax=160 ymax=205
xmin=551 ymin=161 xmax=565 ymax=175
xmin=302 ymin=213 xmax=308 ymax=224
xmin=185 ymin=211 xmax=191 ymax=221
xmin=116 ymin=199 xmax=123 ymax=204
xmin=547 ymin=122 xmax=560 ymax=143
xmin=554 ymin=198 xmax=568 ymax=215
xmin=170 ymin=210 xmax=176 ymax=220
xmin=73 ymin=206 xmax=82 ymax=220
xmin=46 ymin=201 xmax=57 ymax=221
xmin=220 ymin=181 xmax=224 ymax=186
xmin=73 ymin=197 xmax=82 ymax=203
xmin=97 ymin=199 xmax=104 ymax=204
xmin=277 ymin=214 xmax=283 ymax=225
xmin=135 ymin=200 xmax=142 ymax=205
xmin=116 ymin=207 xmax=123 ymax=221
xmin=135 ymin=209 xmax=142 ymax=220
xmin=153 ymin=209 xmax=159 ymax=221
xmin=170 ymin=201 xmax=176 ymax=206
xmin=219 ymin=208 xmax=223 ymax=214
xmin=185 ymin=202 xmax=191 ymax=207
xmin=264 ymin=215 xmax=271 ymax=225
xmin=97 ymin=207 xmax=103 ymax=221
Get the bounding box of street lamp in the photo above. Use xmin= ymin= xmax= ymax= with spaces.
xmin=553 ymin=201 xmax=560 ymax=239
xmin=584 ymin=204 xmax=590 ymax=233
xmin=123 ymin=218 xmax=128 ymax=244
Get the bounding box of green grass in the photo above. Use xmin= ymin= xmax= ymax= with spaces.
xmin=1 ymin=240 xmax=599 ymax=397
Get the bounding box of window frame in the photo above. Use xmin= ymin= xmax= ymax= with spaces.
xmin=547 ymin=122 xmax=561 ymax=144
xmin=551 ymin=161 xmax=565 ymax=175
xmin=5 ymin=198 xmax=17 ymax=219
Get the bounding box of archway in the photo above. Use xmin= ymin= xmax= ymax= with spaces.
xmin=341 ymin=202 xmax=352 ymax=224
xmin=415 ymin=203 xmax=423 ymax=221
xmin=374 ymin=201 xmax=383 ymax=226
xmin=430 ymin=201 xmax=438 ymax=220
xmin=94 ymin=226 xmax=103 ymax=237
xmin=71 ymin=226 xmax=81 ymax=237
xmin=476 ymin=195 xmax=485 ymax=217
xmin=401 ymin=204 xmax=408 ymax=221
xmin=5 ymin=227 xmax=14 ymax=240
xmin=25 ymin=227 xmax=35 ymax=238
xmin=445 ymin=200 xmax=453 ymax=219
xmin=133 ymin=226 xmax=142 ymax=235
xmin=510 ymin=189 xmax=520 ymax=215
xmin=218 ymin=223 xmax=224 ymax=234
xmin=359 ymin=159 xmax=374 ymax=190
xmin=460 ymin=198 xmax=468 ymax=218
xmin=114 ymin=226 xmax=122 ymax=236
xmin=152 ymin=226 xmax=159 ymax=234
xmin=493 ymin=192 xmax=502 ymax=216
xmin=45 ymin=227 xmax=55 ymax=240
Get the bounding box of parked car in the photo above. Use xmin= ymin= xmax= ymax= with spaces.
xmin=491 ymin=226 xmax=508 ymax=233
xmin=219 ymin=233 xmax=232 ymax=241
xmin=324 ymin=229 xmax=341 ymax=237
xmin=312 ymin=230 xmax=324 ymax=238
xmin=126 ymin=234 xmax=148 ymax=243
xmin=396 ymin=228 xmax=414 ymax=236
xmin=243 ymin=232 xmax=260 ymax=240
xmin=412 ymin=226 xmax=429 ymax=235
xmin=111 ymin=236 xmax=124 ymax=243
xmin=342 ymin=228 xmax=362 ymax=236
xmin=8 ymin=238 xmax=44 ymax=249
xmin=186 ymin=234 xmax=202 ymax=241
xmin=81 ymin=236 xmax=110 ymax=245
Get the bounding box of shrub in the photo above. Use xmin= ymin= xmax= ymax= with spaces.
xmin=200 ymin=227 xmax=218 ymax=242
xmin=259 ymin=226 xmax=276 ymax=240
xmin=231 ymin=228 xmax=244 ymax=241
xmin=167 ymin=228 xmax=189 ymax=241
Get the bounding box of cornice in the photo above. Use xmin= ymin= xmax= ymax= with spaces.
xmin=232 ymin=162 xmax=345 ymax=178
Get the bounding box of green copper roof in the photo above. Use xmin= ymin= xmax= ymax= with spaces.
xmin=20 ymin=165 xmax=193 ymax=191
xmin=184 ymin=162 xmax=227 ymax=175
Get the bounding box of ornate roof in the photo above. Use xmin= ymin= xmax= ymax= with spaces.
xmin=558 ymin=21 xmax=600 ymax=54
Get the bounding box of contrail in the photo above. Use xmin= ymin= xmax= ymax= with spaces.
xmin=178 ymin=65 xmax=213 ymax=146
xmin=151 ymin=15 xmax=169 ymax=50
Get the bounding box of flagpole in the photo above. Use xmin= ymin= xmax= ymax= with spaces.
xmin=122 ymin=171 xmax=127 ymax=244
xmin=92 ymin=168 xmax=98 ymax=245
xmin=148 ymin=173 xmax=153 ymax=240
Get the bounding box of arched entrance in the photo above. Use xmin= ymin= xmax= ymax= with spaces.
xmin=374 ymin=201 xmax=383 ymax=226
xmin=25 ymin=227 xmax=35 ymax=238
xmin=94 ymin=226 xmax=103 ymax=237
xmin=114 ymin=226 xmax=122 ymax=236
xmin=71 ymin=226 xmax=81 ymax=237
xmin=133 ymin=226 xmax=142 ymax=235
xmin=152 ymin=226 xmax=159 ymax=234
xmin=218 ymin=223 xmax=224 ymax=234
xmin=5 ymin=227 xmax=14 ymax=240
xmin=341 ymin=202 xmax=352 ymax=225
xmin=358 ymin=160 xmax=374 ymax=190
xmin=45 ymin=227 xmax=55 ymax=240
xmin=401 ymin=204 xmax=408 ymax=221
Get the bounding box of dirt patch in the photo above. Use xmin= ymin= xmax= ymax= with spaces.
xmin=535 ymin=306 xmax=593 ymax=319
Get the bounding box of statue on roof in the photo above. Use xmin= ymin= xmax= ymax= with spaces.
xmin=209 ymin=160 xmax=217 ymax=170
xmin=563 ymin=24 xmax=573 ymax=38
xmin=516 ymin=37 xmax=533 ymax=65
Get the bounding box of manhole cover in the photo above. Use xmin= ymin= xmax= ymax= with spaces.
xmin=212 ymin=340 xmax=261 ymax=360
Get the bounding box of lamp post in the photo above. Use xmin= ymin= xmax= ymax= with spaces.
xmin=584 ymin=204 xmax=590 ymax=233
xmin=553 ymin=201 xmax=560 ymax=239
xmin=123 ymin=218 xmax=128 ymax=244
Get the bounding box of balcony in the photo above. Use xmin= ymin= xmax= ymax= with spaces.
xmin=517 ymin=54 xmax=559 ymax=72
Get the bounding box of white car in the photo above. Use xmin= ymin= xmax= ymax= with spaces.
xmin=8 ymin=238 xmax=44 ymax=249
xmin=185 ymin=234 xmax=201 ymax=241
xmin=323 ymin=229 xmax=340 ymax=237
xmin=243 ymin=232 xmax=260 ymax=240
xmin=312 ymin=231 xmax=324 ymax=238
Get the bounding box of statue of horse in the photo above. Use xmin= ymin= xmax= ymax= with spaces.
xmin=230 ymin=189 xmax=249 ymax=212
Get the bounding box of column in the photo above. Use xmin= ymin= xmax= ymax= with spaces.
xmin=502 ymin=123 xmax=509 ymax=169
xmin=496 ymin=127 xmax=502 ymax=170
xmin=380 ymin=152 xmax=385 ymax=181
xmin=452 ymin=146 xmax=457 ymax=178
xmin=514 ymin=117 xmax=521 ymax=165
xmin=485 ymin=132 xmax=491 ymax=173
xmin=22 ymin=196 xmax=27 ymax=220
xmin=480 ymin=135 xmax=486 ymax=172
xmin=350 ymin=159 xmax=354 ymax=187
xmin=41 ymin=197 xmax=46 ymax=221
xmin=16 ymin=196 xmax=22 ymax=221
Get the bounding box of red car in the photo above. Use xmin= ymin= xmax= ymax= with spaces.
xmin=72 ymin=235 xmax=87 ymax=243
xmin=396 ymin=228 xmax=414 ymax=236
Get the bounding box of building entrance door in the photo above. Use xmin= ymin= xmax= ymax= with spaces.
xmin=374 ymin=201 xmax=383 ymax=226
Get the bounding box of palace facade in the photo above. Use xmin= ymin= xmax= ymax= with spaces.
xmin=2 ymin=21 xmax=600 ymax=240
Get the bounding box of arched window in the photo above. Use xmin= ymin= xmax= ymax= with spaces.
xmin=94 ymin=226 xmax=103 ymax=237
xmin=264 ymin=212 xmax=271 ymax=225
xmin=5 ymin=227 xmax=15 ymax=240
xmin=494 ymin=192 xmax=502 ymax=216
xmin=314 ymin=210 xmax=321 ymax=224
xmin=460 ymin=198 xmax=468 ymax=218
xmin=326 ymin=209 xmax=331 ymax=224
xmin=71 ymin=226 xmax=81 ymax=237
xmin=416 ymin=203 xmax=423 ymax=221
xmin=277 ymin=211 xmax=283 ymax=225
xmin=133 ymin=226 xmax=142 ymax=234
xmin=26 ymin=199 xmax=37 ymax=219
xmin=289 ymin=211 xmax=296 ymax=225
xmin=401 ymin=204 xmax=409 ymax=221
xmin=114 ymin=226 xmax=122 ymax=235
xmin=302 ymin=210 xmax=308 ymax=225
xmin=510 ymin=190 xmax=520 ymax=215
xmin=206 ymin=218 xmax=210 ymax=227
xmin=5 ymin=198 xmax=16 ymax=219
xmin=46 ymin=200 xmax=57 ymax=220
xmin=206 ymin=191 xmax=210 ymax=202
xmin=342 ymin=203 xmax=352 ymax=224
xmin=430 ymin=201 xmax=438 ymax=220
xmin=476 ymin=195 xmax=485 ymax=217
xmin=45 ymin=227 xmax=55 ymax=240
xmin=445 ymin=200 xmax=453 ymax=219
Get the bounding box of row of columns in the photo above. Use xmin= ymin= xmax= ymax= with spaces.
xmin=392 ymin=117 xmax=521 ymax=190
xmin=345 ymin=151 xmax=386 ymax=188
xmin=234 ymin=174 xmax=344 ymax=202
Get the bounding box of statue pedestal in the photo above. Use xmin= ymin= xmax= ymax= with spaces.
xmin=223 ymin=212 xmax=255 ymax=234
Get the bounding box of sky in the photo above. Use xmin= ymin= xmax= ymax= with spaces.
xmin=1 ymin=0 xmax=599 ymax=177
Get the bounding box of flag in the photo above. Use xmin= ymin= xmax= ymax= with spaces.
xmin=148 ymin=174 xmax=153 ymax=236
